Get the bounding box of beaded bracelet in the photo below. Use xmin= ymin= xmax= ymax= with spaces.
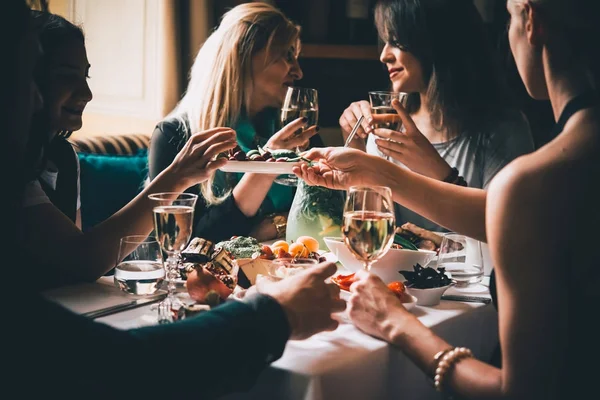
xmin=433 ymin=347 xmax=473 ymax=392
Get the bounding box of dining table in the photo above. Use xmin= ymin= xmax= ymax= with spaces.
xmin=43 ymin=261 xmax=498 ymax=400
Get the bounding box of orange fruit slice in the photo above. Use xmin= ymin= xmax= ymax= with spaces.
xmin=296 ymin=236 xmax=319 ymax=253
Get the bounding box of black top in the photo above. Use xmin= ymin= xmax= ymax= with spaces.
xmin=10 ymin=291 xmax=290 ymax=398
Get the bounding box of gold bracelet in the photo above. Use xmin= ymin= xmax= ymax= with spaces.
xmin=268 ymin=213 xmax=287 ymax=239
xmin=433 ymin=347 xmax=473 ymax=392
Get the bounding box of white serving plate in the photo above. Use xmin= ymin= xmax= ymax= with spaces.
xmin=219 ymin=160 xmax=300 ymax=174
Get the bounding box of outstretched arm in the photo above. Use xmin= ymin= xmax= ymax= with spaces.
xmin=296 ymin=148 xmax=487 ymax=241
xmin=23 ymin=128 xmax=236 ymax=286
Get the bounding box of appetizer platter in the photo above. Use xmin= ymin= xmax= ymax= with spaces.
xmin=177 ymin=234 xmax=331 ymax=306
xmin=218 ymin=145 xmax=307 ymax=174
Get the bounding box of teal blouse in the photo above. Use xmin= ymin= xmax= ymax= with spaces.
xmin=213 ymin=108 xmax=295 ymax=214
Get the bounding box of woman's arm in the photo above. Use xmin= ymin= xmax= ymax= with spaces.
xmin=22 ymin=129 xmax=236 ymax=285
xmin=298 ymin=148 xmax=488 ymax=241
xmin=375 ymin=157 xmax=487 ymax=241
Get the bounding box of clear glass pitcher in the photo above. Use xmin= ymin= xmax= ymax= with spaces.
xmin=286 ymin=179 xmax=345 ymax=250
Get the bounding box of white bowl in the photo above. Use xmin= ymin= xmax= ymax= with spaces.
xmin=324 ymin=237 xmax=436 ymax=284
xmin=406 ymin=283 xmax=454 ymax=306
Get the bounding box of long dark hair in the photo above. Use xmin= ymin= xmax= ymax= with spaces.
xmin=31 ymin=10 xmax=85 ymax=139
xmin=375 ymin=0 xmax=508 ymax=137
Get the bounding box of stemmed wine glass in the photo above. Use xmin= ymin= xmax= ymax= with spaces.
xmin=342 ymin=186 xmax=395 ymax=271
xmin=274 ymin=86 xmax=319 ymax=186
xmin=148 ymin=192 xmax=198 ymax=323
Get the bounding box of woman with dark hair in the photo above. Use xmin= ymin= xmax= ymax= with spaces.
xmin=340 ymin=0 xmax=534 ymax=231
xmin=27 ymin=11 xmax=91 ymax=225
xmin=19 ymin=11 xmax=240 ymax=289
xmin=3 ymin=3 xmax=343 ymax=396
xmin=296 ymin=0 xmax=600 ymax=397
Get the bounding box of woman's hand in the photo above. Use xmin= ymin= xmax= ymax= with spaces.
xmin=266 ymin=117 xmax=318 ymax=150
xmin=292 ymin=147 xmax=378 ymax=190
xmin=166 ymin=127 xmax=237 ymax=188
xmin=339 ymin=100 xmax=373 ymax=148
xmin=374 ymin=99 xmax=452 ymax=180
xmin=347 ymin=270 xmax=417 ymax=342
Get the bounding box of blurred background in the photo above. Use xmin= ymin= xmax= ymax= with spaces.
xmin=40 ymin=0 xmax=553 ymax=148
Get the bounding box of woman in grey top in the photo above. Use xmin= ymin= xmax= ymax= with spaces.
xmin=340 ymin=0 xmax=534 ymax=232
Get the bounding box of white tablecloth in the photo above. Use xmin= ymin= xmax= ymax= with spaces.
xmin=44 ymin=278 xmax=498 ymax=400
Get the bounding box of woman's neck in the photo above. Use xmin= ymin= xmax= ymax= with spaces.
xmin=544 ymin=50 xmax=596 ymax=122
xmin=413 ymin=92 xmax=448 ymax=144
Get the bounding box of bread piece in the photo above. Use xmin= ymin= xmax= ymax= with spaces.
xmin=400 ymin=223 xmax=443 ymax=247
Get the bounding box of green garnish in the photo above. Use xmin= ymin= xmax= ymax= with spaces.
xmin=215 ymin=236 xmax=261 ymax=259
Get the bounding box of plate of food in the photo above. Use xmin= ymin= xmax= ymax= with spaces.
xmin=218 ymin=146 xmax=306 ymax=175
xmin=331 ymin=273 xmax=418 ymax=311
xmin=219 ymin=160 xmax=300 ymax=174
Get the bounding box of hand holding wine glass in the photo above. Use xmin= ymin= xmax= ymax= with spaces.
xmin=342 ymin=186 xmax=395 ymax=271
xmin=273 ymin=87 xmax=319 ymax=186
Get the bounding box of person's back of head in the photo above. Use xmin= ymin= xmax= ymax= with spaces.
xmin=510 ymin=0 xmax=600 ymax=91
xmin=374 ymin=0 xmax=507 ymax=134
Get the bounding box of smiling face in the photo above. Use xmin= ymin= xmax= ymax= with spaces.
xmin=41 ymin=37 xmax=92 ymax=134
xmin=379 ymin=42 xmax=426 ymax=94
xmin=251 ymin=44 xmax=303 ymax=110
xmin=507 ymin=0 xmax=548 ymax=99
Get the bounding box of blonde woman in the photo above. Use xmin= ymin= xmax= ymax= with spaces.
xmin=149 ymin=3 xmax=319 ymax=243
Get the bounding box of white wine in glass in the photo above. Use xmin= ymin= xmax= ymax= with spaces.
xmin=342 ymin=186 xmax=395 ymax=271
xmin=148 ymin=192 xmax=197 ymax=323
xmin=275 ymin=87 xmax=319 ymax=187
xmin=153 ymin=205 xmax=194 ymax=254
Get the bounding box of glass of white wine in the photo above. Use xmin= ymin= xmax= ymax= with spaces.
xmin=274 ymin=86 xmax=319 ymax=186
xmin=342 ymin=186 xmax=395 ymax=271
xmin=148 ymin=192 xmax=198 ymax=323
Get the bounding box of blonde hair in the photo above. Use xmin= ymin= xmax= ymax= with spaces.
xmin=168 ymin=2 xmax=300 ymax=204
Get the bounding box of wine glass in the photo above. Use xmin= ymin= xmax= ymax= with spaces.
xmin=114 ymin=235 xmax=164 ymax=296
xmin=342 ymin=186 xmax=395 ymax=271
xmin=368 ymin=91 xmax=408 ymax=161
xmin=274 ymin=86 xmax=319 ymax=186
xmin=436 ymin=233 xmax=484 ymax=289
xmin=148 ymin=192 xmax=198 ymax=323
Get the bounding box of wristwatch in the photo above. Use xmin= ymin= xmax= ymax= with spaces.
xmin=269 ymin=213 xmax=287 ymax=239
